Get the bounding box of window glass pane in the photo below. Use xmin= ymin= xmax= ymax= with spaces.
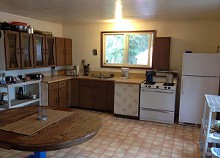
xmin=127 ymin=34 xmax=151 ymax=65
xmin=105 ymin=35 xmax=124 ymax=64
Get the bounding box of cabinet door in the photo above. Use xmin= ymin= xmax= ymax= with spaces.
xmin=93 ymin=81 xmax=108 ymax=110
xmin=20 ymin=32 xmax=34 ymax=69
xmin=48 ymin=82 xmax=59 ymax=107
xmin=107 ymin=82 xmax=114 ymax=112
xmin=58 ymin=80 xmax=68 ymax=108
xmin=79 ymin=80 xmax=92 ymax=108
xmin=152 ymin=37 xmax=171 ymax=70
xmin=33 ymin=34 xmax=46 ymax=67
xmin=65 ymin=38 xmax=72 ymax=65
xmin=4 ymin=31 xmax=21 ymax=70
xmin=45 ymin=36 xmax=56 ymax=67
xmin=55 ymin=37 xmax=65 ymax=66
xmin=71 ymin=79 xmax=79 ymax=107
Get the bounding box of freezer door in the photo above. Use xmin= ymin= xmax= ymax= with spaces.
xmin=179 ymin=76 xmax=219 ymax=124
xmin=182 ymin=53 xmax=220 ymax=77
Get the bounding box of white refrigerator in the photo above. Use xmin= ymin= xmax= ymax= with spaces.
xmin=179 ymin=53 xmax=220 ymax=124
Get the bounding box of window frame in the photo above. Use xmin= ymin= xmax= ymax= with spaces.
xmin=100 ymin=30 xmax=156 ymax=69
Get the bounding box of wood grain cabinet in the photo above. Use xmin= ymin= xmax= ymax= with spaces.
xmin=79 ymin=80 xmax=93 ymax=108
xmin=55 ymin=37 xmax=72 ymax=66
xmin=0 ymin=30 xmax=34 ymax=70
xmin=74 ymin=79 xmax=114 ymax=112
xmin=33 ymin=35 xmax=56 ymax=68
xmin=58 ymin=80 xmax=68 ymax=108
xmin=48 ymin=82 xmax=59 ymax=107
xmin=71 ymin=79 xmax=79 ymax=107
xmin=42 ymin=80 xmax=70 ymax=108
xmin=20 ymin=32 xmax=34 ymax=69
xmin=152 ymin=37 xmax=171 ymax=70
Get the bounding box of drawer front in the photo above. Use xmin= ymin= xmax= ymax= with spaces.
xmin=59 ymin=80 xmax=67 ymax=88
xmin=49 ymin=82 xmax=58 ymax=90
xmin=140 ymin=108 xmax=174 ymax=124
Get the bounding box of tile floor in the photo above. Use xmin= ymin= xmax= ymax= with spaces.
xmin=0 ymin=110 xmax=201 ymax=158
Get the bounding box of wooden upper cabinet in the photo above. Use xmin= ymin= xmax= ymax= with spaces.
xmin=4 ymin=31 xmax=21 ymax=70
xmin=33 ymin=34 xmax=46 ymax=68
xmin=152 ymin=37 xmax=171 ymax=70
xmin=55 ymin=37 xmax=72 ymax=66
xmin=55 ymin=37 xmax=65 ymax=66
xmin=65 ymin=38 xmax=72 ymax=65
xmin=45 ymin=35 xmax=56 ymax=67
xmin=20 ymin=32 xmax=34 ymax=69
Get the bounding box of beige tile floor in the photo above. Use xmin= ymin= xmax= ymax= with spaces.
xmin=0 ymin=111 xmax=201 ymax=158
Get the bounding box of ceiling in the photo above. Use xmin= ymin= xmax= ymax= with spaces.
xmin=0 ymin=0 xmax=220 ymax=24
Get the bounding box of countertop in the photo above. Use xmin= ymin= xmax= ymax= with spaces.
xmin=42 ymin=76 xmax=72 ymax=83
xmin=42 ymin=76 xmax=145 ymax=84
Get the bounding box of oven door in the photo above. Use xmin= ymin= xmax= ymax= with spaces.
xmin=140 ymin=88 xmax=175 ymax=111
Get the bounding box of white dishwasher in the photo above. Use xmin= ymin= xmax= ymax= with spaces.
xmin=140 ymin=82 xmax=176 ymax=124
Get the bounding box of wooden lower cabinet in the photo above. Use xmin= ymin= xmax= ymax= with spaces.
xmin=93 ymin=81 xmax=108 ymax=110
xmin=79 ymin=80 xmax=93 ymax=108
xmin=72 ymin=79 xmax=114 ymax=112
xmin=48 ymin=80 xmax=68 ymax=108
xmin=107 ymin=82 xmax=115 ymax=112
xmin=58 ymin=80 xmax=68 ymax=108
xmin=48 ymin=82 xmax=59 ymax=107
xmin=71 ymin=79 xmax=79 ymax=106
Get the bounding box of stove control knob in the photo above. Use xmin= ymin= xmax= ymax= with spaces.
xmin=156 ymin=86 xmax=159 ymax=89
xmin=148 ymin=85 xmax=151 ymax=88
xmin=164 ymin=86 xmax=167 ymax=89
xmin=168 ymin=87 xmax=170 ymax=89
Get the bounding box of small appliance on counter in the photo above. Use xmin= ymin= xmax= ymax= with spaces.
xmin=5 ymin=76 xmax=16 ymax=83
xmin=26 ymin=73 xmax=44 ymax=80
xmin=121 ymin=68 xmax=129 ymax=79
xmin=66 ymin=65 xmax=79 ymax=76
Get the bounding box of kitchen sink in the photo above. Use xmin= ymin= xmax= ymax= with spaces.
xmin=90 ymin=73 xmax=114 ymax=79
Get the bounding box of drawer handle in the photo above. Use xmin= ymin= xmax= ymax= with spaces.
xmin=141 ymin=89 xmax=174 ymax=94
xmin=141 ymin=108 xmax=174 ymax=114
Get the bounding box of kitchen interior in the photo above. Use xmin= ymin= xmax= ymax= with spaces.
xmin=0 ymin=0 xmax=220 ymax=158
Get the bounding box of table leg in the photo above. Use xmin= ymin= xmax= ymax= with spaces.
xmin=27 ymin=151 xmax=46 ymax=158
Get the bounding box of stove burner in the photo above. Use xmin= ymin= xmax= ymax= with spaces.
xmin=145 ymin=82 xmax=156 ymax=85
xmin=163 ymin=83 xmax=174 ymax=86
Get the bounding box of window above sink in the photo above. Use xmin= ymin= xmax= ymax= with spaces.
xmin=101 ymin=30 xmax=155 ymax=69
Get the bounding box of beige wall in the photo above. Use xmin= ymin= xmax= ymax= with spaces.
xmin=63 ymin=21 xmax=220 ymax=75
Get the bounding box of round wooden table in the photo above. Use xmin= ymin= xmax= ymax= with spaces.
xmin=0 ymin=106 xmax=102 ymax=158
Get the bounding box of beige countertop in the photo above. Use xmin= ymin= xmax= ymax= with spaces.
xmin=42 ymin=75 xmax=145 ymax=84
xmin=42 ymin=76 xmax=72 ymax=83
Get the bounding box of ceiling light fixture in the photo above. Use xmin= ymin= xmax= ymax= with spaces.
xmin=115 ymin=0 xmax=122 ymax=22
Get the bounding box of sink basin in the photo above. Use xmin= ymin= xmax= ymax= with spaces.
xmin=90 ymin=75 xmax=114 ymax=79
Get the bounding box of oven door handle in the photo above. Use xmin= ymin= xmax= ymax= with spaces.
xmin=141 ymin=108 xmax=174 ymax=114
xmin=141 ymin=89 xmax=174 ymax=94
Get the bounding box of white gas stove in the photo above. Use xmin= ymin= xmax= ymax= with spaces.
xmin=140 ymin=81 xmax=177 ymax=124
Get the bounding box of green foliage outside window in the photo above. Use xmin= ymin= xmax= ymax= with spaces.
xmin=102 ymin=31 xmax=154 ymax=68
